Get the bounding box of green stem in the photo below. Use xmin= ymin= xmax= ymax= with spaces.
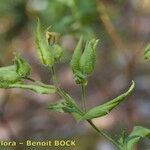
xmin=87 ymin=120 xmax=120 ymax=150
xmin=50 ymin=66 xmax=59 ymax=87
xmin=81 ymin=84 xmax=86 ymax=112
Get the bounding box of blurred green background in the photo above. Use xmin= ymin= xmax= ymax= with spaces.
xmin=0 ymin=0 xmax=150 ymax=150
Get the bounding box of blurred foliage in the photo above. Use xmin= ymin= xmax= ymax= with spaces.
xmin=0 ymin=0 xmax=150 ymax=149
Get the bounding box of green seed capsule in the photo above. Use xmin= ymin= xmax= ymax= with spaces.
xmin=80 ymin=39 xmax=98 ymax=75
xmin=70 ymin=36 xmax=83 ymax=73
xmin=14 ymin=54 xmax=31 ymax=78
xmin=0 ymin=65 xmax=20 ymax=88
xmin=35 ymin=19 xmax=54 ymax=66
xmin=52 ymin=44 xmax=63 ymax=62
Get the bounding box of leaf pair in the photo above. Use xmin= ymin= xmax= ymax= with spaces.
xmin=79 ymin=81 xmax=135 ymax=120
xmin=47 ymin=100 xmax=83 ymax=120
xmin=71 ymin=37 xmax=98 ymax=84
xmin=35 ymin=20 xmax=63 ymax=66
xmin=47 ymin=89 xmax=83 ymax=120
xmin=47 ymin=81 xmax=135 ymax=121
xmin=118 ymin=126 xmax=150 ymax=150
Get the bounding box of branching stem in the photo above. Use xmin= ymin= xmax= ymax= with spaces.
xmin=49 ymin=64 xmax=120 ymax=150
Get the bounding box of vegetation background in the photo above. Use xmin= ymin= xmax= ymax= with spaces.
xmin=0 ymin=0 xmax=149 ymax=149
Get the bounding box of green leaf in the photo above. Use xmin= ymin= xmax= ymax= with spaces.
xmin=35 ymin=19 xmax=54 ymax=66
xmin=144 ymin=44 xmax=150 ymax=59
xmin=14 ymin=54 xmax=31 ymax=78
xmin=47 ymin=100 xmax=83 ymax=120
xmin=80 ymin=39 xmax=98 ymax=75
xmin=8 ymin=83 xmax=56 ymax=94
xmin=80 ymin=81 xmax=135 ymax=120
xmin=126 ymin=126 xmax=150 ymax=150
xmin=0 ymin=65 xmax=21 ymax=88
xmin=71 ymin=36 xmax=83 ymax=73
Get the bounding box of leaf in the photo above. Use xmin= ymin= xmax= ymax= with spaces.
xmin=80 ymin=81 xmax=135 ymax=120
xmin=126 ymin=126 xmax=150 ymax=150
xmin=35 ymin=19 xmax=54 ymax=66
xmin=8 ymin=83 xmax=56 ymax=94
xmin=47 ymin=100 xmax=83 ymax=120
xmin=80 ymin=39 xmax=98 ymax=74
xmin=14 ymin=54 xmax=31 ymax=78
xmin=144 ymin=43 xmax=150 ymax=59
xmin=71 ymin=36 xmax=83 ymax=73
xmin=0 ymin=65 xmax=21 ymax=88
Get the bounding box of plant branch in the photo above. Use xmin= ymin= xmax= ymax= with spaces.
xmin=49 ymin=65 xmax=120 ymax=149
xmin=81 ymin=84 xmax=86 ymax=112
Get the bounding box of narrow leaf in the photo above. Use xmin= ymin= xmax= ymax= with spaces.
xmin=9 ymin=83 xmax=56 ymax=94
xmin=126 ymin=126 xmax=150 ymax=150
xmin=80 ymin=81 xmax=135 ymax=120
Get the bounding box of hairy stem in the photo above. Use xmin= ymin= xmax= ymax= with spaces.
xmin=81 ymin=84 xmax=86 ymax=112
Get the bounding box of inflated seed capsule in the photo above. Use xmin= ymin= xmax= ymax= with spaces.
xmin=70 ymin=36 xmax=83 ymax=73
xmin=0 ymin=65 xmax=20 ymax=88
xmin=80 ymin=39 xmax=98 ymax=75
xmin=35 ymin=19 xmax=54 ymax=66
xmin=46 ymin=30 xmax=63 ymax=62
xmin=52 ymin=44 xmax=63 ymax=62
xmin=14 ymin=54 xmax=31 ymax=78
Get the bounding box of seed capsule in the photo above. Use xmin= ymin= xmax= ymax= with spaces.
xmin=14 ymin=54 xmax=31 ymax=78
